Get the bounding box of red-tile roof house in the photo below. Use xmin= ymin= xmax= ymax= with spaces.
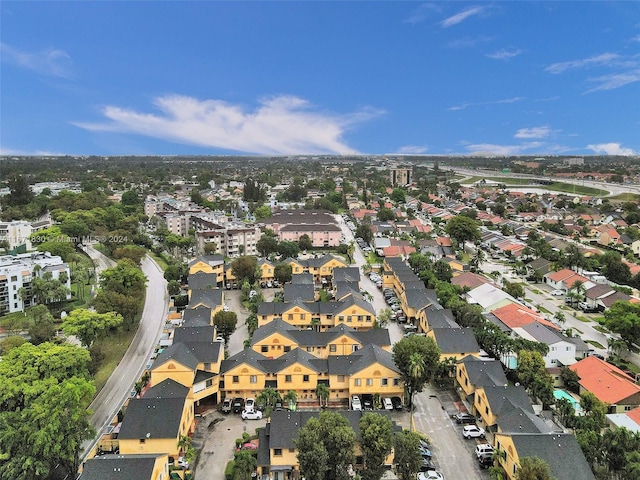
xmin=382 ymin=245 xmax=416 ymax=258
xmin=491 ymin=303 xmax=560 ymax=331
xmin=569 ymin=356 xmax=640 ymax=412
xmin=436 ymin=237 xmax=452 ymax=247
xmin=451 ymin=271 xmax=494 ymax=290
xmin=545 ymin=269 xmax=591 ymax=291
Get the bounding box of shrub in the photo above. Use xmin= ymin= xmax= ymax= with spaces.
xmin=224 ymin=460 xmax=235 ymax=480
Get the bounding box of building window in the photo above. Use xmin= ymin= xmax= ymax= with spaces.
xmin=330 ymin=345 xmax=337 ymax=353
xmin=381 ymin=378 xmax=388 ymax=386
xmin=274 ymin=449 xmax=282 ymax=456
xmin=393 ymin=378 xmax=400 ymax=386
xmin=204 ymin=363 xmax=211 ymax=370
xmin=339 ymin=316 xmax=344 ymax=322
xmin=288 ymin=314 xmax=293 ymax=320
xmin=307 ymin=347 xmax=314 ymax=353
xmin=261 ymin=345 xmax=269 ymax=353
xmin=355 ymin=378 xmax=361 ymax=386
xmin=347 ymin=316 xmax=352 ymax=322
xmin=250 ymin=375 xmax=257 ymax=384
xmin=300 ymin=314 xmax=305 ymax=320
xmin=206 ymin=379 xmax=213 ymax=388
xmin=357 ymin=315 xmax=363 ymax=322
xmin=284 ymin=346 xmax=291 ymax=352
xmin=285 ymin=375 xmax=292 ymax=382
xmin=366 ymin=378 xmax=373 ymax=386
xmin=303 ymin=375 xmax=309 ymax=382
xmin=338 ymin=375 xmax=345 ymax=382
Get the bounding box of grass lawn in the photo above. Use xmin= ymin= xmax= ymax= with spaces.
xmin=607 ymin=193 xmax=640 ymax=203
xmin=0 ymin=311 xmax=30 ymax=331
xmin=537 ymin=306 xmax=551 ymax=314
xmin=575 ymin=315 xmax=592 ymax=323
xmin=93 ymin=327 xmax=138 ymax=394
xmin=586 ymin=339 xmax=606 ymax=349
xmin=148 ymin=252 xmax=169 ymax=271
xmin=594 ymin=325 xmax=610 ymax=334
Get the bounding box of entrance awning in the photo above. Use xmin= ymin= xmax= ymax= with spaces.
xmin=270 ymin=465 xmax=293 ymax=471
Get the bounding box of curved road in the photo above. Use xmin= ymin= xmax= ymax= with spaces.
xmin=81 ymin=250 xmax=168 ymax=458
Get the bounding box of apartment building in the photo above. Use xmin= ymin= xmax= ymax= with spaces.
xmin=0 ymin=252 xmax=71 ymax=314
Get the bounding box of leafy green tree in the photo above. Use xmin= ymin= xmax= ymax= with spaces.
xmin=297 ymin=417 xmax=329 ymax=480
xmin=99 ymin=259 xmax=147 ymax=295
xmin=390 ymin=188 xmax=406 ymax=203
xmin=231 ymin=256 xmax=258 ymax=284
xmin=356 ymin=224 xmax=373 ymax=244
xmin=213 ymin=310 xmax=238 ymax=342
xmin=315 ymin=382 xmax=330 ymax=408
xmin=560 ymin=366 xmax=581 ymax=394
xmin=4 ymin=175 xmax=34 ymax=207
xmin=604 ymin=300 xmax=640 ymax=349
xmin=278 ymin=240 xmax=300 ymax=258
xmin=93 ymin=290 xmax=142 ymax=330
xmin=167 ymin=280 xmax=182 ymax=297
xmin=274 ymin=263 xmax=293 ymax=284
xmin=377 ymin=207 xmax=396 ymax=221
xmin=256 ymin=234 xmax=279 ymax=256
xmin=112 ymin=245 xmax=146 ymax=264
xmin=163 ymin=263 xmax=187 ymax=283
xmin=27 ymin=304 xmax=56 ymax=344
xmin=254 ymin=205 xmax=271 ymax=220
xmin=359 ymin=413 xmax=394 ymax=480
xmin=296 ymin=411 xmax=355 ymax=480
xmin=393 ymin=430 xmax=423 ymax=480
xmin=433 ymin=259 xmax=452 ymax=282
xmin=0 ymin=342 xmax=94 ymax=479
xmin=517 ymin=456 xmax=556 ymax=480
xmin=298 ymin=234 xmax=313 ymax=251
xmin=234 ymin=449 xmax=257 ymax=480
xmin=503 ymin=280 xmax=524 ymax=299
xmin=61 ymin=308 xmax=123 ymax=347
xmin=444 ymin=215 xmax=480 ymax=246
xmin=392 ymin=336 xmax=440 ymax=407
xmin=374 ymin=308 xmax=392 ymax=329
xmin=0 ymin=336 xmax=27 ymax=354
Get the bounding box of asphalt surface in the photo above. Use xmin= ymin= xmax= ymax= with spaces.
xmin=81 ymin=251 xmax=168 ymax=458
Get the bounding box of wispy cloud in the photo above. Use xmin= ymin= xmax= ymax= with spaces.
xmin=73 ymin=94 xmax=383 ymax=155
xmin=585 ymin=69 xmax=640 ymax=92
xmin=404 ymin=3 xmax=440 ymax=25
xmin=396 ymin=145 xmax=429 ymax=154
xmin=465 ymin=142 xmax=544 ymax=156
xmin=486 ymin=48 xmax=523 ymax=60
xmin=447 ymin=35 xmax=493 ymax=49
xmin=514 ymin=126 xmax=554 ymax=139
xmin=587 ymin=142 xmax=637 ymax=156
xmin=632 ymin=34 xmax=640 ymax=42
xmin=0 ymin=147 xmax=66 ymax=156
xmin=441 ymin=6 xmax=486 ymax=28
xmin=545 ymin=52 xmax=620 ymax=74
xmin=449 ymin=97 xmax=524 ymax=111
xmin=0 ymin=42 xmax=72 ymax=78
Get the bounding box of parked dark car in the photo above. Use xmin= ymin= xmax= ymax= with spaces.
xmin=478 ymin=453 xmax=494 ymax=469
xmin=454 ymin=412 xmax=476 ymax=424
xmin=391 ymin=396 xmax=403 ymax=410
xmin=232 ymin=397 xmax=244 ymax=414
xmin=362 ymin=394 xmax=374 ymax=410
xmin=419 ymin=457 xmax=437 ymax=471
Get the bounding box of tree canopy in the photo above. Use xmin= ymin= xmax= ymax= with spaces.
xmin=392 ymin=336 xmax=440 ymax=405
xmin=359 ymin=413 xmax=394 ymax=480
xmin=61 ymin=308 xmax=124 ymax=347
xmin=603 ymin=301 xmax=640 ymax=349
xmin=444 ymin=215 xmax=480 ymax=246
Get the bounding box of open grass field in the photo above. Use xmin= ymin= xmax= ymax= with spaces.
xmin=92 ymin=327 xmax=138 ymax=393
xmin=460 ymin=175 xmax=609 ymax=196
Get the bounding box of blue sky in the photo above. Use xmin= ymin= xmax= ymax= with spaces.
xmin=1 ymin=1 xmax=639 ymax=157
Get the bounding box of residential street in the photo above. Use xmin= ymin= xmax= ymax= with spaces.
xmin=81 ymin=253 xmax=168 ymax=459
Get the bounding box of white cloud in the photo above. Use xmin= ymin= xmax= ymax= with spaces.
xmin=514 ymin=126 xmax=554 ymax=139
xmin=403 ymin=3 xmax=440 ymax=25
xmin=585 ymin=69 xmax=640 ymax=92
xmin=396 ymin=145 xmax=429 ymax=154
xmin=0 ymin=43 xmax=72 ymax=78
xmin=486 ymin=48 xmax=523 ymax=60
xmin=441 ymin=6 xmax=486 ymax=28
xmin=632 ymin=34 xmax=640 ymax=42
xmin=74 ymin=94 xmax=382 ymax=155
xmin=0 ymin=147 xmax=66 ymax=156
xmin=465 ymin=142 xmax=544 ymax=156
xmin=545 ymin=52 xmax=620 ymax=74
xmin=587 ymin=143 xmax=637 ymax=156
xmin=448 ymin=96 xmax=524 ymax=111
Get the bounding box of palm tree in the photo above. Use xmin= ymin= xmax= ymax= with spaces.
xmin=283 ymin=390 xmax=298 ymax=411
xmin=316 ymin=383 xmax=330 ymax=408
xmin=608 ymin=338 xmax=628 ymax=359
xmin=569 ymin=280 xmax=586 ymax=303
xmin=553 ymin=310 xmax=566 ymax=327
xmin=470 ymin=249 xmax=485 ymax=273
xmin=408 ymin=352 xmax=425 ymax=408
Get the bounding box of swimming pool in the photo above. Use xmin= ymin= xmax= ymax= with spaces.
xmin=554 ymin=389 xmax=582 ymax=413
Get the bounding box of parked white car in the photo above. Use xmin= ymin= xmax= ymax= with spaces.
xmin=550 ymin=289 xmax=565 ymax=296
xmin=351 ymin=395 xmax=362 ymax=411
xmin=475 ymin=443 xmax=494 ymax=458
xmin=241 ymin=409 xmax=263 ymax=420
xmin=245 ymin=397 xmax=255 ymax=412
xmin=383 ymin=397 xmax=393 ymax=410
xmin=418 ymin=471 xmax=444 ymax=480
xmin=463 ymin=425 xmax=486 ymax=439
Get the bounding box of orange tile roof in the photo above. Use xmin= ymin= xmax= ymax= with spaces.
xmin=436 ymin=237 xmax=452 ymax=247
xmin=491 ymin=303 xmax=559 ymax=330
xmin=569 ymin=356 xmax=640 ymax=405
xmin=546 ymin=269 xmax=576 ymax=282
xmin=627 ymin=406 xmax=640 ymax=425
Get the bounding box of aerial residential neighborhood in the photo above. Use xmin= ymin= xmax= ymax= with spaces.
xmin=2 ymin=155 xmax=640 ymax=480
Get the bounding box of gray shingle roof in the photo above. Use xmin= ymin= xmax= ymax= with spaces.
xmin=80 ymin=454 xmax=163 ymax=480
xmin=424 ymin=307 xmax=459 ymax=329
xmin=283 ymin=284 xmax=315 ymax=302
xmin=483 ymin=385 xmax=534 ymax=417
xmin=458 ymin=356 xmax=508 ymax=387
xmin=291 ymin=273 xmax=314 ymax=284
xmin=507 ymin=433 xmax=595 ymax=480
xmin=182 ymin=306 xmax=211 ymax=327
xmin=181 ymin=341 xmax=223 ymax=364
xmin=145 ymin=378 xmax=190 ymax=398
xmin=220 ymin=349 xmax=269 ymax=374
xmin=497 ymin=407 xmax=552 ymax=434
xmin=188 ymin=271 xmax=219 ymax=290
xmin=118 ymin=394 xmax=187 ymax=440
xmin=173 ymin=325 xmax=217 ymax=344
xmin=188 ymin=288 xmax=223 ymax=309
xmin=430 ymin=327 xmax=479 ymax=354
xmin=154 ymin=342 xmax=199 ymax=371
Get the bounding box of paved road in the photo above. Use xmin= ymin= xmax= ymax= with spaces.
xmin=82 ymin=253 xmax=168 ymax=458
